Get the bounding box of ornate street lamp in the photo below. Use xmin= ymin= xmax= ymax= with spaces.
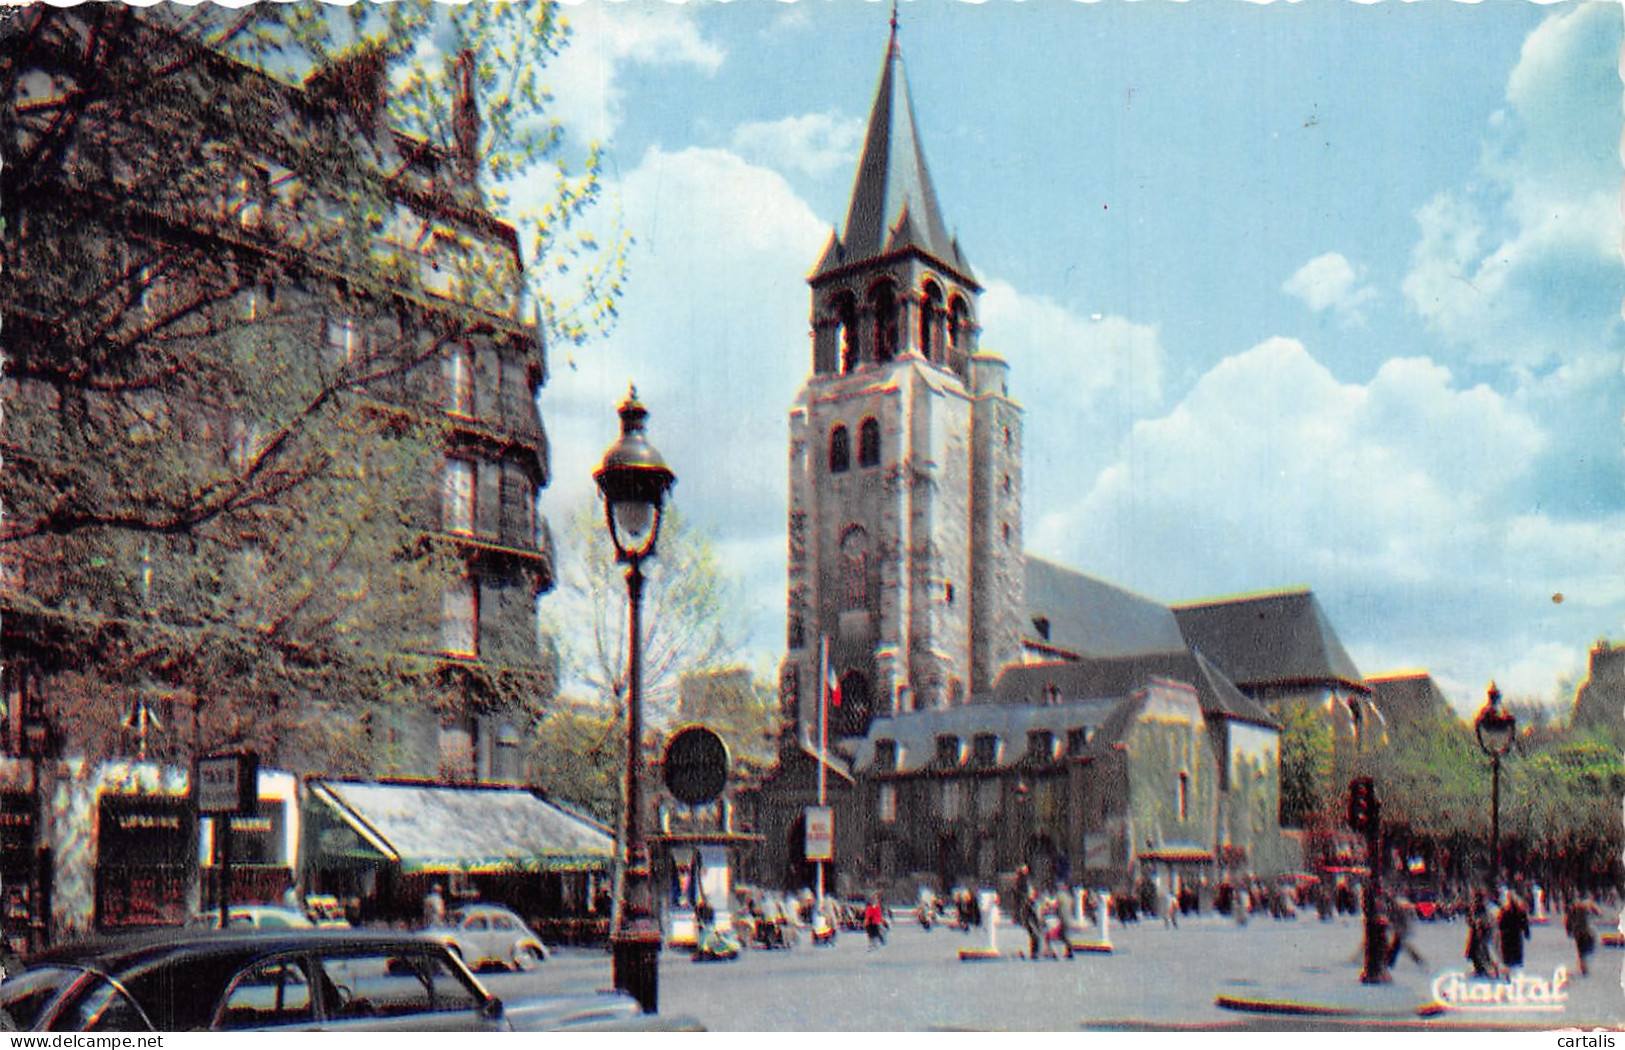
xmin=594 ymin=387 xmax=675 ymax=1015
xmin=1474 ymin=682 xmax=1516 ymax=889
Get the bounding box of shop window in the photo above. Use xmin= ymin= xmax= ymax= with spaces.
xmin=859 ymin=417 xmax=881 ymax=468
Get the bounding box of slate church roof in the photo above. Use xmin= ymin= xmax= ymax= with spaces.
xmin=1172 ymin=589 xmax=1366 ymax=692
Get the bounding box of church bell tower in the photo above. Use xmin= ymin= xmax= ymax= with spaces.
xmin=782 ymin=19 xmax=1026 ymax=746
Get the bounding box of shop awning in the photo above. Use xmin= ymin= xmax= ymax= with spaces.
xmin=1136 ymin=844 xmax=1215 ymax=865
xmin=307 ymin=780 xmax=613 ymax=875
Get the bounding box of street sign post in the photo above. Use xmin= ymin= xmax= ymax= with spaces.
xmin=196 ymin=752 xmax=258 ymax=929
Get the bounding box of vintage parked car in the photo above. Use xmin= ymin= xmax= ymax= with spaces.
xmin=184 ymin=906 xmax=316 ymax=931
xmin=432 ymin=904 xmax=549 ymax=972
xmin=0 ymin=929 xmax=691 ymax=1032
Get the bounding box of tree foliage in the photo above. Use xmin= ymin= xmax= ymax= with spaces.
xmin=0 ymin=4 xmax=604 ymax=770
xmin=541 ymin=499 xmax=746 ymax=725
xmin=1276 ymin=699 xmax=1334 ymax=829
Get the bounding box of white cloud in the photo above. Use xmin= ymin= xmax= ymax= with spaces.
xmin=1025 ymin=334 xmax=1625 ymax=710
xmin=548 ymin=2 xmax=725 ymax=144
xmin=1402 ymin=4 xmax=1622 ymax=366
xmin=540 ymin=146 xmax=829 ymax=656
xmin=1283 ymin=252 xmax=1376 ymax=323
xmin=729 ymin=112 xmax=867 ymax=181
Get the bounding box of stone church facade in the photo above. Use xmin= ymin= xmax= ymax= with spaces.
xmin=750 ymin=22 xmax=1372 ymax=899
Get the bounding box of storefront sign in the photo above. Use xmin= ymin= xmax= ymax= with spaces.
xmin=197 ymin=752 xmax=258 ymax=815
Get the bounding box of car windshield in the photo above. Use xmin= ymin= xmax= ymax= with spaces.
xmin=0 ymin=966 xmax=82 ymax=1031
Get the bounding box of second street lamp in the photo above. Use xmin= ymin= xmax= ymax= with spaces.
xmin=594 ymin=387 xmax=675 ymax=1016
xmin=1474 ymin=682 xmax=1517 ymax=891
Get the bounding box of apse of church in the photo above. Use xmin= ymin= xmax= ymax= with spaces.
xmin=781 ymin=24 xmax=1026 ymax=745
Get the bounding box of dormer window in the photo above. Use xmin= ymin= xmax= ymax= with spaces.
xmin=1066 ymin=727 xmax=1090 ymax=757
xmin=971 ymin=733 xmax=999 ymax=768
xmin=1032 ymin=616 xmax=1051 ymax=641
xmin=1027 ymin=730 xmax=1054 ymax=763
xmin=874 ymin=739 xmax=898 ymax=773
xmin=935 ymin=735 xmax=961 ymax=768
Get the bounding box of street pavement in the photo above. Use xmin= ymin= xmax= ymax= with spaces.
xmin=490 ymin=908 xmax=1625 ymax=1031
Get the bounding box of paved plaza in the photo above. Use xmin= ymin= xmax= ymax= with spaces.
xmin=494 ymin=910 xmax=1625 ymax=1031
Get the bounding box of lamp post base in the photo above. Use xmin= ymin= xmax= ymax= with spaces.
xmin=612 ymin=930 xmax=661 ymax=1015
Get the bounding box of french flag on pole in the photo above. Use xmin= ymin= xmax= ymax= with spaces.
xmin=828 ymin=675 xmax=842 ymax=709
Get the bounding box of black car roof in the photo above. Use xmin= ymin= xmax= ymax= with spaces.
xmin=29 ymin=928 xmax=453 ymax=972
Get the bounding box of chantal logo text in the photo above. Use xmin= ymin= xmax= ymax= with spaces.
xmin=1431 ymin=967 xmax=1570 ymax=1011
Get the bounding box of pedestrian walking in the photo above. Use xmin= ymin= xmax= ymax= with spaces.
xmin=1565 ymin=894 xmax=1602 ymax=977
xmin=1014 ymin=866 xmax=1042 ymax=959
xmin=1385 ymin=895 xmax=1425 ymax=968
xmin=864 ymin=894 xmax=888 ymax=950
xmin=1497 ymin=893 xmax=1531 ymax=978
xmin=422 ymin=882 xmax=446 ymax=928
xmin=1464 ymin=889 xmax=1498 ymax=978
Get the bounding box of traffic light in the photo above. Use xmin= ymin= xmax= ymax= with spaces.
xmin=1347 ymin=776 xmax=1379 ymax=834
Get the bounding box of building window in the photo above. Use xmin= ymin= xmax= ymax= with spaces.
xmin=869 ymin=280 xmax=899 ymax=363
xmin=971 ymin=733 xmax=999 ymax=768
xmin=443 ymin=458 xmax=475 ymax=536
xmin=444 ymin=346 xmax=473 ymax=416
xmin=941 ymin=780 xmax=963 ymax=821
xmin=1066 ymin=727 xmax=1089 ymax=757
xmin=829 ymin=425 xmax=850 ymax=473
xmin=1027 ymin=730 xmax=1054 ymax=764
xmin=1178 ymin=770 xmax=1190 ymax=821
xmin=441 ymin=577 xmax=478 ymax=657
xmin=859 ymin=417 xmax=881 ymax=468
xmin=935 ymin=735 xmax=961 ymax=768
xmin=325 ymin=314 xmax=359 ymax=363
xmin=878 ymin=783 xmax=897 ymax=823
xmin=439 ymin=724 xmax=475 ymax=782
xmin=840 ymin=526 xmax=869 ymax=609
xmin=873 ymin=739 xmax=898 ymax=773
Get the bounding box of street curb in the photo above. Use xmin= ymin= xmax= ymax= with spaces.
xmin=1215 ymin=994 xmax=1435 ymax=1019
xmin=958 ymin=948 xmax=1002 ymax=962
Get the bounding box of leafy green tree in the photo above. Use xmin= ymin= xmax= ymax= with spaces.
xmin=1275 ymin=699 xmax=1334 ymax=828
xmin=0 ymin=3 xmax=616 ymax=771
xmin=541 ymin=499 xmax=746 ymax=726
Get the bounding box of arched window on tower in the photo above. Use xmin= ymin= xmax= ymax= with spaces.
xmin=920 ymin=281 xmax=944 ymax=362
xmin=869 ymin=280 xmax=900 ymax=363
xmin=947 ymin=295 xmax=972 ymax=379
xmin=834 ymin=291 xmax=860 ymax=374
xmin=829 ymin=425 xmax=850 ymax=473
xmin=839 ymin=525 xmax=870 ymax=609
xmin=832 ymin=669 xmax=872 ymax=738
xmin=858 ymin=417 xmax=881 ymax=468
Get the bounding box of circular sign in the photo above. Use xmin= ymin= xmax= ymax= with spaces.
xmin=663 ymin=726 xmax=730 ymax=806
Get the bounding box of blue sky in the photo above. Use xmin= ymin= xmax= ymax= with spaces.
xmin=527 ymin=0 xmax=1624 ymax=717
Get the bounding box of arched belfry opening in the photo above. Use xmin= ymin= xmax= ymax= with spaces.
xmin=833 ymin=290 xmax=860 ymax=374
xmin=947 ymin=294 xmax=973 ymax=379
xmin=868 ymin=279 xmax=900 ymax=364
xmin=920 ymin=280 xmax=945 ymax=362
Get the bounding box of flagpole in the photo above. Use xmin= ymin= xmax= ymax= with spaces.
xmin=817 ymin=636 xmax=828 ymax=912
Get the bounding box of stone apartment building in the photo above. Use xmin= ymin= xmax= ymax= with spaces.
xmin=0 ymin=6 xmax=553 ymax=938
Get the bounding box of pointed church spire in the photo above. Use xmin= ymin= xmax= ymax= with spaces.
xmin=818 ymin=9 xmax=970 ymax=282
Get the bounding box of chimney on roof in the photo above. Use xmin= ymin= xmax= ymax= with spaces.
xmin=306 ymin=46 xmax=388 ymax=130
xmin=452 ymin=49 xmax=480 ymax=185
